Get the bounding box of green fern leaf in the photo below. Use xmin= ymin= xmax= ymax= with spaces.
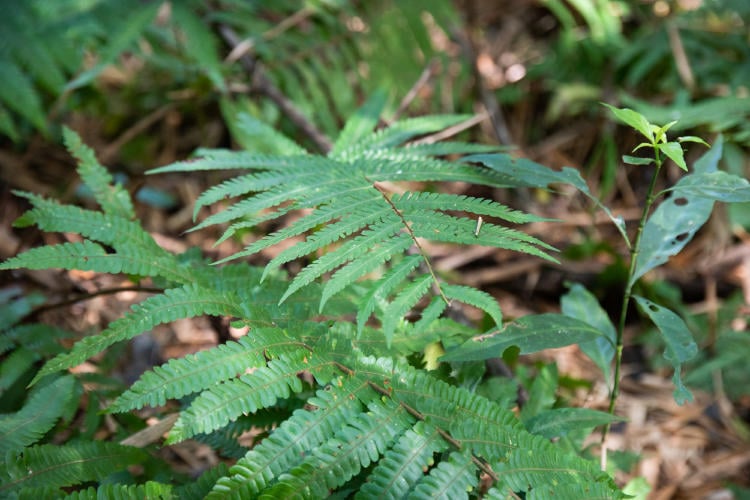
xmin=209 ymin=378 xmax=373 ymax=498
xmin=0 ymin=240 xmax=190 ymax=284
xmin=393 ymin=191 xmax=546 ymax=224
xmin=280 ymin=218 xmax=406 ymax=303
xmin=63 ymin=128 xmax=134 ymax=219
xmin=0 ymin=60 xmax=48 ymax=134
xmin=59 ymin=481 xmax=173 ymax=500
xmin=409 ymin=450 xmax=478 ymax=500
xmin=12 ymin=193 xmax=165 ymax=256
xmin=224 ymin=107 xmax=309 ymax=155
xmin=31 ymin=285 xmax=242 ymax=385
xmin=0 ymin=376 xmax=76 ymax=454
xmin=401 ymin=141 xmax=505 ymax=157
xmin=320 ymin=231 xmax=413 ymax=311
xmin=0 ymin=442 xmax=147 ymax=493
xmin=330 ymin=90 xmax=388 ymax=159
xmin=0 ymin=348 xmax=38 ymax=393
xmin=525 ymin=482 xmax=625 ymax=499
xmin=356 ymin=254 xmax=422 ymax=334
xmin=258 ymin=194 xmax=387 ymax=272
xmin=168 ymin=349 xmax=332 ymax=442
xmin=109 ymin=328 xmax=306 ymax=412
xmin=260 ymin=399 xmax=413 ymax=499
xmin=382 ymin=274 xmax=433 ymax=344
xmin=229 ymin=192 xmax=384 ymax=267
xmin=356 ymin=421 xmax=448 ymax=499
xmin=492 ymin=445 xmax=617 ymax=494
xmin=442 ymin=284 xmax=503 ymax=328
xmin=171 ymin=3 xmax=225 ymax=91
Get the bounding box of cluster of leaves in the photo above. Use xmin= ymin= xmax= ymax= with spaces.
xmin=1 ymin=104 xmax=633 ymax=497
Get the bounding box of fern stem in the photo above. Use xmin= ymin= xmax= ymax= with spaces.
xmin=370 ymin=181 xmax=451 ymax=306
xmin=602 ymin=152 xmax=663 ymax=452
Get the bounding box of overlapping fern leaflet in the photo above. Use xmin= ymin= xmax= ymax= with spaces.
xmin=151 ymin=95 xmax=557 ymax=338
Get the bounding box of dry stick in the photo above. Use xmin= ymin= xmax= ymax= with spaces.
xmin=101 ymin=105 xmax=173 ymax=164
xmin=409 ymin=112 xmax=489 ymax=146
xmin=220 ymin=25 xmax=333 ymax=154
xmin=29 ymin=285 xmax=163 ymax=319
xmin=386 ymin=58 xmax=440 ymax=125
xmin=226 ymin=7 xmax=316 ymax=63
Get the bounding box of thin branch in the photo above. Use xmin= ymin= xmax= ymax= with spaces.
xmin=30 ymin=285 xmax=163 ymax=319
xmin=220 ymin=25 xmax=333 ymax=154
xmin=386 ymin=58 xmax=440 ymax=125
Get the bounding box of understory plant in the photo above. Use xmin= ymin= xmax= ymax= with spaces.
xmin=2 ymin=96 xmax=750 ymax=497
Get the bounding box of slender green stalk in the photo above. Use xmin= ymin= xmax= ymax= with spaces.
xmin=602 ymin=150 xmax=663 ymax=445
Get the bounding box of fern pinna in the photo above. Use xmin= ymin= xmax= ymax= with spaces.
xmin=0 ymin=103 xmax=624 ymax=498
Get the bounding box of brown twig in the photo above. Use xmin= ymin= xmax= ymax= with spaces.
xmin=220 ymin=25 xmax=333 ymax=154
xmin=29 ymin=285 xmax=163 ymax=320
xmin=386 ymin=59 xmax=440 ymax=125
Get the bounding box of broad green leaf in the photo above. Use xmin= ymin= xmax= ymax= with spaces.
xmin=678 ymin=136 xmax=710 ymax=147
xmin=631 ymin=140 xmax=723 ymax=285
xmin=526 ymin=408 xmax=625 ymax=438
xmin=658 ymin=141 xmax=687 ymax=171
xmin=667 ymin=171 xmax=750 ymax=203
xmin=560 ymin=283 xmax=615 ymax=380
xmin=622 ymin=155 xmax=654 ymax=166
xmin=440 ymin=313 xmax=607 ymax=362
xmin=633 ymin=296 xmax=697 ymax=404
xmin=601 ymin=103 xmax=653 ymax=141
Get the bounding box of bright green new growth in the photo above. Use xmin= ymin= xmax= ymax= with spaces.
xmin=0 ymin=107 xmax=628 ymax=497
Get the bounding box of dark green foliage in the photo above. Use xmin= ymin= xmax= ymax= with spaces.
xmin=0 ymin=120 xmax=624 ymax=497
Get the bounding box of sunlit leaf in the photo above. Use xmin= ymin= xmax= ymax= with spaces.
xmin=601 ymin=103 xmax=653 ymax=142
xmin=622 ymin=155 xmax=654 ymax=166
xmin=658 ymin=142 xmax=687 ymax=171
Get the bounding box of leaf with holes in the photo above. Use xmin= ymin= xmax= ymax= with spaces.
xmin=668 ymin=170 xmax=750 ymax=203
xmin=631 ymin=140 xmax=723 ymax=285
xmin=633 ymin=296 xmax=697 ymax=404
xmin=440 ymin=314 xmax=608 ymax=362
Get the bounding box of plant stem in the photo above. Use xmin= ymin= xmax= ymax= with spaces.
xmin=602 ymin=151 xmax=663 ymax=446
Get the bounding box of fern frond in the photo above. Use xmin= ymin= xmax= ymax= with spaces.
xmin=59 ymin=481 xmax=173 ymax=500
xmin=0 ymin=348 xmax=38 ymax=393
xmin=148 ymin=153 xmax=326 ymax=174
xmin=330 ymin=90 xmax=388 ymax=158
xmin=393 ymin=191 xmax=546 ymax=224
xmin=168 ymin=349 xmax=334 ymax=442
xmin=409 ymin=211 xmax=556 ymax=261
xmin=0 ymin=376 xmax=76 ymax=454
xmin=260 ymin=399 xmax=414 ymax=499
xmin=258 ymin=193 xmax=387 ymax=272
xmin=381 ymin=274 xmax=434 ymax=344
xmin=31 ymin=285 xmax=242 ymax=385
xmin=209 ymin=378 xmax=374 ymax=498
xmin=108 ymin=327 xmax=305 ymax=412
xmin=492 ymin=446 xmax=618 ymax=495
xmin=280 ymin=219 xmax=407 ymax=303
xmin=230 ymin=191 xmax=384 ymax=266
xmin=62 ymin=128 xmax=135 ymax=220
xmin=356 ymin=254 xmax=423 ymax=334
xmin=337 ymin=114 xmax=472 ymax=159
xmin=409 ymin=450 xmax=478 ymax=500
xmin=442 ymin=284 xmax=503 ymax=328
xmin=320 ymin=231 xmax=414 ymax=311
xmin=524 ymin=482 xmax=625 ymax=500
xmin=227 ymin=110 xmax=309 ymax=156
xmin=0 ymin=442 xmax=147 ymax=493
xmin=0 ymin=240 xmax=191 ymax=284
xmin=12 ymin=193 xmax=166 ymax=257
xmin=356 ymin=421 xmax=448 ymax=499
xmin=401 ymin=141 xmax=505 ymax=157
